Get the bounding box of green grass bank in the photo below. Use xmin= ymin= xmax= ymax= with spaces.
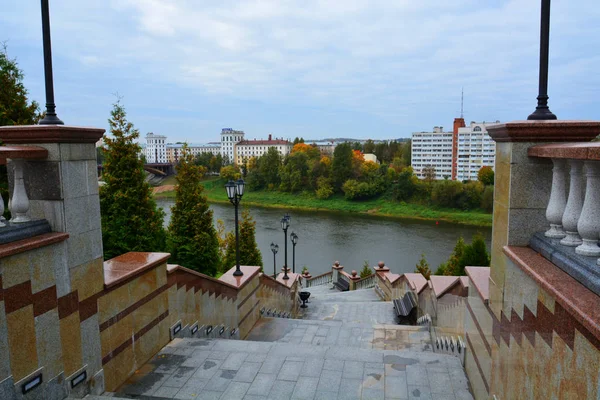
xmin=154 ymin=178 xmax=492 ymax=227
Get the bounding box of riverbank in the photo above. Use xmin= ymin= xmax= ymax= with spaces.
xmin=154 ymin=179 xmax=492 ymax=227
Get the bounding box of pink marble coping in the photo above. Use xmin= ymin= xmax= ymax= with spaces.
xmin=0 ymin=145 xmax=48 ymax=162
xmin=219 ymin=266 xmax=262 ymax=289
xmin=403 ymin=273 xmax=428 ymax=294
xmin=429 ymin=275 xmax=460 ymax=298
xmin=504 ymin=246 xmax=600 ymax=343
xmin=459 ymin=276 xmax=469 ymax=288
xmin=0 ymin=124 xmax=105 ymax=144
xmin=0 ymin=232 xmax=69 ymax=260
xmin=167 ymin=264 xmax=240 ymax=290
xmin=465 ymin=266 xmax=490 ymax=304
xmin=528 ymin=142 xmax=600 ymax=160
xmin=276 ymin=272 xmax=300 ymax=288
xmin=104 ymin=252 xmax=170 ymax=288
xmin=487 ymin=120 xmax=600 ymax=143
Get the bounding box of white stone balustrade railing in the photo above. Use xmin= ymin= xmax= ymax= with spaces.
xmin=304 ymin=271 xmax=333 ymax=288
xmin=529 ymin=143 xmax=600 ymax=262
xmin=354 ymin=273 xmax=376 ymax=290
xmin=0 ymin=146 xmax=49 ymax=226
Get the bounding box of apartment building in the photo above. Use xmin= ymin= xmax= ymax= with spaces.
xmin=234 ymin=134 xmax=292 ymax=166
xmin=165 ymin=143 xmax=221 ymax=163
xmin=411 ymin=126 xmax=454 ymax=179
xmin=220 ymin=128 xmax=245 ymax=164
xmin=411 ymin=119 xmax=499 ymax=180
xmin=145 ymin=132 xmax=167 ymax=163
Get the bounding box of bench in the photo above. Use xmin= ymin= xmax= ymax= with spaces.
xmin=393 ymin=292 xmax=417 ymax=320
xmin=333 ymin=277 xmax=350 ymax=292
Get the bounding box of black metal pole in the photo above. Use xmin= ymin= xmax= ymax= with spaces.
xmin=273 ymin=251 xmax=276 ymax=278
xmin=233 ymin=200 xmax=242 ymax=276
xmin=528 ymin=0 xmax=557 ymax=120
xmin=292 ymin=243 xmax=296 ymax=274
xmin=39 ymin=0 xmax=64 ymax=125
xmin=283 ymin=227 xmax=289 ymax=279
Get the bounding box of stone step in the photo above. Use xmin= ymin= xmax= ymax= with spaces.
xmin=115 ymin=337 xmax=473 ymax=400
xmin=246 ymin=317 xmax=432 ymax=351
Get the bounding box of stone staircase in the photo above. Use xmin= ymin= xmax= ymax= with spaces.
xmin=96 ymin=287 xmax=473 ymax=400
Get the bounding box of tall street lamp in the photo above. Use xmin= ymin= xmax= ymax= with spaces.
xmin=39 ymin=0 xmax=64 ymax=125
xmin=270 ymin=242 xmax=279 ymax=278
xmin=527 ymin=0 xmax=557 ymax=120
xmin=225 ymin=179 xmax=245 ymax=276
xmin=290 ymin=232 xmax=298 ymax=274
xmin=280 ymin=214 xmax=291 ymax=280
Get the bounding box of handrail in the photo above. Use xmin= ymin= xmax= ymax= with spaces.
xmin=305 ymin=271 xmax=332 ymax=288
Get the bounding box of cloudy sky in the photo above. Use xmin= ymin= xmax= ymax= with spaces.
xmin=1 ymin=0 xmax=598 ymax=142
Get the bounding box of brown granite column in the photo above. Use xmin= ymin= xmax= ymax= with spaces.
xmin=486 ymin=120 xmax=600 ymax=318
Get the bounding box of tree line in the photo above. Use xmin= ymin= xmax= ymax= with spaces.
xmin=100 ymin=101 xmax=261 ymax=276
xmin=236 ymin=140 xmax=494 ymax=213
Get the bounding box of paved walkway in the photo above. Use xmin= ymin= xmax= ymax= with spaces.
xmin=109 ymin=287 xmax=473 ymax=400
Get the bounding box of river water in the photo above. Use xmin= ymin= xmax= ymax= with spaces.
xmin=156 ymin=200 xmax=491 ymax=277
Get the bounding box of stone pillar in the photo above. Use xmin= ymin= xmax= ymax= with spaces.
xmin=332 ymin=260 xmax=343 ymax=283
xmin=374 ymin=261 xmax=389 ymax=273
xmin=0 ymin=125 xmax=106 ymax=397
xmin=486 ymin=121 xmax=599 ymax=319
xmin=349 ymin=270 xmax=360 ymax=290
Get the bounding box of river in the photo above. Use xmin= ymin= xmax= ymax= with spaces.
xmin=156 ymin=200 xmax=492 ymax=277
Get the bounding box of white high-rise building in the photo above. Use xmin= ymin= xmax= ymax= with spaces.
xmin=456 ymin=121 xmax=498 ymax=181
xmin=411 ymin=126 xmax=454 ymax=179
xmin=145 ymin=132 xmax=167 ymax=163
xmin=220 ymin=128 xmax=245 ymax=164
xmin=411 ymin=121 xmax=499 ymax=181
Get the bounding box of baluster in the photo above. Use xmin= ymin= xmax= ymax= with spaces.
xmin=576 ymin=161 xmax=600 ymax=256
xmin=545 ymin=158 xmax=567 ymax=238
xmin=0 ymin=191 xmax=5 ymax=227
xmin=11 ymin=159 xmax=31 ymax=223
xmin=560 ymin=160 xmax=584 ymax=246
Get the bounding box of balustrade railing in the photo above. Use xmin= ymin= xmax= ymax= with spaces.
xmin=529 ymin=143 xmax=600 ymax=260
xmin=354 ymin=273 xmax=376 ymax=290
xmin=305 ymin=271 xmax=333 ymax=288
xmin=0 ymin=146 xmax=49 ymax=226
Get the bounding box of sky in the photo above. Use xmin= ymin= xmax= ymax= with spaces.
xmin=1 ymin=0 xmax=599 ymax=143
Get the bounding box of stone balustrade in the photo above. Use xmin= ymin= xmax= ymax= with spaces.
xmin=0 ymin=146 xmax=48 ymax=227
xmin=529 ymin=143 xmax=600 ymax=260
xmin=303 ymin=271 xmax=332 ymax=288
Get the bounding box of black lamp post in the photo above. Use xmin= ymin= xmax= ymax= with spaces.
xmin=270 ymin=242 xmax=279 ymax=278
xmin=527 ymin=0 xmax=557 ymax=120
xmin=225 ymin=179 xmax=245 ymax=276
xmin=39 ymin=0 xmax=64 ymax=125
xmin=280 ymin=214 xmax=291 ymax=280
xmin=290 ymin=232 xmax=298 ymax=274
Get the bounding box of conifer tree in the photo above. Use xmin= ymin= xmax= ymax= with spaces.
xmin=415 ymin=253 xmax=432 ymax=280
xmin=100 ymin=101 xmax=166 ymax=259
xmin=239 ymin=208 xmax=263 ymax=268
xmin=168 ymin=144 xmax=221 ymax=276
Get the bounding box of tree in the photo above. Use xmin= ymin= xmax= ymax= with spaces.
xmin=459 ymin=233 xmax=490 ymax=274
xmin=168 ymin=144 xmax=221 ymax=276
xmin=0 ymin=44 xmax=42 ymax=126
xmin=359 ymin=260 xmax=372 ymax=279
xmin=415 ymin=253 xmax=432 ymax=280
xmin=422 ymin=165 xmax=436 ymax=183
xmin=478 ymin=166 xmax=494 ymax=186
xmin=481 ymin=185 xmax=494 ymax=212
xmin=238 ymin=208 xmax=263 ymax=268
xmin=315 ymin=177 xmax=334 ymax=199
xmin=363 ymin=140 xmax=375 ymax=154
xmin=445 ymin=236 xmax=466 ymax=276
xmin=332 ymin=143 xmax=353 ymax=190
xmin=431 ymin=180 xmax=463 ymax=208
xmin=220 ymin=165 xmax=241 ymax=181
xmin=392 ymin=167 xmax=418 ymax=202
xmin=100 ymin=101 xmax=166 ymax=259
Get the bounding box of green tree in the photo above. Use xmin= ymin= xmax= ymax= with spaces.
xmin=415 ymin=253 xmax=432 ymax=280
xmin=332 ymin=143 xmax=353 ymax=190
xmin=168 ymin=144 xmax=221 ymax=275
xmin=431 ymin=180 xmax=463 ymax=208
xmin=481 ymin=185 xmax=494 ymax=212
xmin=0 ymin=44 xmax=42 ymax=126
xmin=478 ymin=166 xmax=494 ymax=186
xmin=445 ymin=236 xmax=466 ymax=276
xmin=100 ymin=101 xmax=166 ymax=259
xmin=392 ymin=167 xmax=418 ymax=202
xmin=315 ymin=177 xmax=334 ymax=199
xmin=239 ymin=208 xmax=263 ymax=268
xmin=260 ymin=147 xmax=282 ymax=189
xmin=359 ymin=260 xmax=372 ymax=279
xmin=220 ymin=165 xmax=241 ymax=181
xmin=279 ymin=151 xmax=309 ymax=192
xmin=459 ymin=233 xmax=490 ymax=274
xmin=363 ymin=140 xmax=375 ymax=154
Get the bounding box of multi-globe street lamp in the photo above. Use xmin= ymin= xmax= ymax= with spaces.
xmin=290 ymin=232 xmax=298 ymax=274
xmin=270 ymin=242 xmax=279 ymax=278
xmin=225 ymin=179 xmax=245 ymax=276
xmin=280 ymin=214 xmax=291 ymax=280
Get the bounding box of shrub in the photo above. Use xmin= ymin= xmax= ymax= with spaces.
xmin=481 ymin=185 xmax=494 ymax=212
xmin=431 ymin=180 xmax=464 ymax=208
xmin=359 ymin=260 xmax=372 ymax=279
xmin=220 ymin=165 xmax=241 ymax=181
xmin=315 ymin=177 xmax=334 ymax=199
xmin=415 ymin=253 xmax=432 ymax=280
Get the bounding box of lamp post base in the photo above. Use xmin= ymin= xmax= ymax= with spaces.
xmin=233 ymin=268 xmax=243 ymax=276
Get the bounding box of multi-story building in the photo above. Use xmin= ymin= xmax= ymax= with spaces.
xmin=145 ymin=132 xmax=167 ymax=163
xmin=166 ymin=143 xmax=221 ymax=163
xmin=234 ymin=134 xmax=292 ymax=166
xmin=220 ymin=128 xmax=245 ymax=164
xmin=411 ymin=120 xmax=499 ymax=180
xmin=455 ymin=121 xmax=499 ymax=181
xmin=411 ymin=126 xmax=454 ymax=179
